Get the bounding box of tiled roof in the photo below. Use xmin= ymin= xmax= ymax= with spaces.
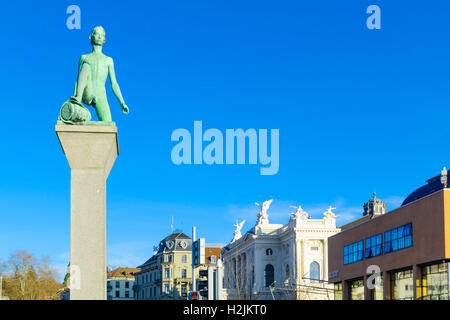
xmin=107 ymin=267 xmax=141 ymax=279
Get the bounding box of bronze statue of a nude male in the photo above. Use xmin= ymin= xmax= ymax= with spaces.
xmin=72 ymin=26 xmax=129 ymax=121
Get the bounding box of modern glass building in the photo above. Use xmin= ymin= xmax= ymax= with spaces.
xmin=328 ymin=168 xmax=450 ymax=300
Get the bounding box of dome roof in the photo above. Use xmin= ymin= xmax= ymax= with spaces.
xmin=402 ymin=167 xmax=448 ymax=206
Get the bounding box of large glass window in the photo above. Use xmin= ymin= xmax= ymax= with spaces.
xmin=310 ymin=261 xmax=320 ymax=281
xmin=391 ymin=269 xmax=414 ymax=300
xmin=264 ymin=264 xmax=274 ymax=287
xmin=422 ymin=262 xmax=449 ymax=300
xmin=384 ymin=223 xmax=412 ymax=254
xmin=344 ymin=240 xmax=363 ymax=265
xmin=349 ymin=279 xmax=364 ymax=300
xmin=364 ymin=234 xmax=382 ymax=259
xmin=165 ymin=268 xmax=170 ymax=279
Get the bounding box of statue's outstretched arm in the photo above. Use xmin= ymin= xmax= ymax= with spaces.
xmin=108 ymin=58 xmax=129 ymax=114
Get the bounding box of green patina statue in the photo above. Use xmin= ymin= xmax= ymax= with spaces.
xmin=59 ymin=26 xmax=129 ymax=125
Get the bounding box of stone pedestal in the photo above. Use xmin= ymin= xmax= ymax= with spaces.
xmin=55 ymin=125 xmax=118 ymax=300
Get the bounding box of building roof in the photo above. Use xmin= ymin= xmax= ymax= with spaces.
xmin=339 ymin=215 xmax=372 ymax=231
xmin=107 ymin=267 xmax=141 ymax=279
xmin=138 ymin=232 xmax=192 ymax=268
xmin=401 ymin=167 xmax=448 ymax=206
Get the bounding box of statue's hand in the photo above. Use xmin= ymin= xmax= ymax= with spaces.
xmin=121 ymin=104 xmax=129 ymax=114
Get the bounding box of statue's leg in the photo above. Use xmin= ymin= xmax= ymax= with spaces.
xmin=74 ymin=63 xmax=94 ymax=105
xmin=94 ymin=98 xmax=112 ymax=122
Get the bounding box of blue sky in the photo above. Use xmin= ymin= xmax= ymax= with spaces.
xmin=0 ymin=0 xmax=449 ymax=280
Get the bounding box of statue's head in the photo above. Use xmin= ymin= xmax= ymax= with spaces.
xmin=89 ymin=26 xmax=106 ymax=46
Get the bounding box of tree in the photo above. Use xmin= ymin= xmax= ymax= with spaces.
xmin=0 ymin=250 xmax=63 ymax=300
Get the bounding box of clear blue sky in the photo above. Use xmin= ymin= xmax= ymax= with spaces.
xmin=0 ymin=0 xmax=449 ymax=280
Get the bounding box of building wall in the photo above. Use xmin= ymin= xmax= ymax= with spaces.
xmin=135 ymin=251 xmax=192 ymax=300
xmin=108 ymin=278 xmax=135 ymax=300
xmin=444 ymin=191 xmax=450 ymax=258
xmin=328 ymin=190 xmax=447 ymax=286
xmin=328 ymin=189 xmax=450 ymax=300
xmin=223 ymin=216 xmax=339 ymax=300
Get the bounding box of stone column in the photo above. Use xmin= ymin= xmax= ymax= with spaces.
xmin=383 ymin=271 xmax=391 ymax=300
xmin=363 ymin=274 xmax=370 ymax=300
xmin=56 ymin=124 xmax=119 ymax=300
xmin=342 ymin=280 xmax=350 ymax=300
xmin=323 ymin=239 xmax=328 ymax=280
xmin=413 ymin=264 xmax=422 ymax=300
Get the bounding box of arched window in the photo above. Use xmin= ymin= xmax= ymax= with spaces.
xmin=310 ymin=261 xmax=320 ymax=281
xmin=266 ymin=248 xmax=273 ymax=256
xmin=264 ymin=264 xmax=274 ymax=287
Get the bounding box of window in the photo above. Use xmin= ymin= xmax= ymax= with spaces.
xmin=266 ymin=248 xmax=273 ymax=256
xmin=391 ymin=269 xmax=413 ymax=300
xmin=264 ymin=264 xmax=274 ymax=287
xmin=165 ymin=268 xmax=170 ymax=279
xmin=210 ymin=255 xmax=217 ymax=264
xmin=364 ymin=233 xmax=382 ymax=259
xmin=182 ymin=255 xmax=187 ymax=263
xmin=125 ymin=281 xmax=129 ymax=288
xmin=343 ymin=240 xmax=363 ymax=265
xmin=168 ymin=255 xmax=173 ymax=263
xmin=115 ymin=291 xmax=120 ymax=298
xmin=384 ymin=223 xmax=412 ymax=254
xmin=310 ymin=261 xmax=320 ymax=281
xmin=115 ymin=281 xmax=120 ymax=288
xmin=181 ymin=269 xmax=187 ymax=278
xmin=421 ymin=262 xmax=449 ymax=300
xmin=181 ymin=284 xmax=187 ymax=296
xmin=164 ymin=284 xmax=170 ymax=294
xmin=349 ymin=279 xmax=364 ymax=300
xmin=125 ymin=291 xmax=129 ymax=298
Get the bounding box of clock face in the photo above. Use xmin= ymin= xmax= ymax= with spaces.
xmin=180 ymin=240 xmax=187 ymax=249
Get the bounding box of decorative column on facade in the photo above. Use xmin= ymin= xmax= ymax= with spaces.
xmin=296 ymin=239 xmax=302 ymax=291
xmin=231 ymin=257 xmax=238 ymax=290
xmin=242 ymin=252 xmax=249 ymax=295
xmin=323 ymin=238 xmax=328 ymax=281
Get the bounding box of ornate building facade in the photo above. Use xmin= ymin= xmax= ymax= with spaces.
xmin=133 ymin=231 xmax=224 ymax=300
xmin=133 ymin=232 xmax=193 ymax=300
xmin=222 ymin=200 xmax=340 ymax=300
